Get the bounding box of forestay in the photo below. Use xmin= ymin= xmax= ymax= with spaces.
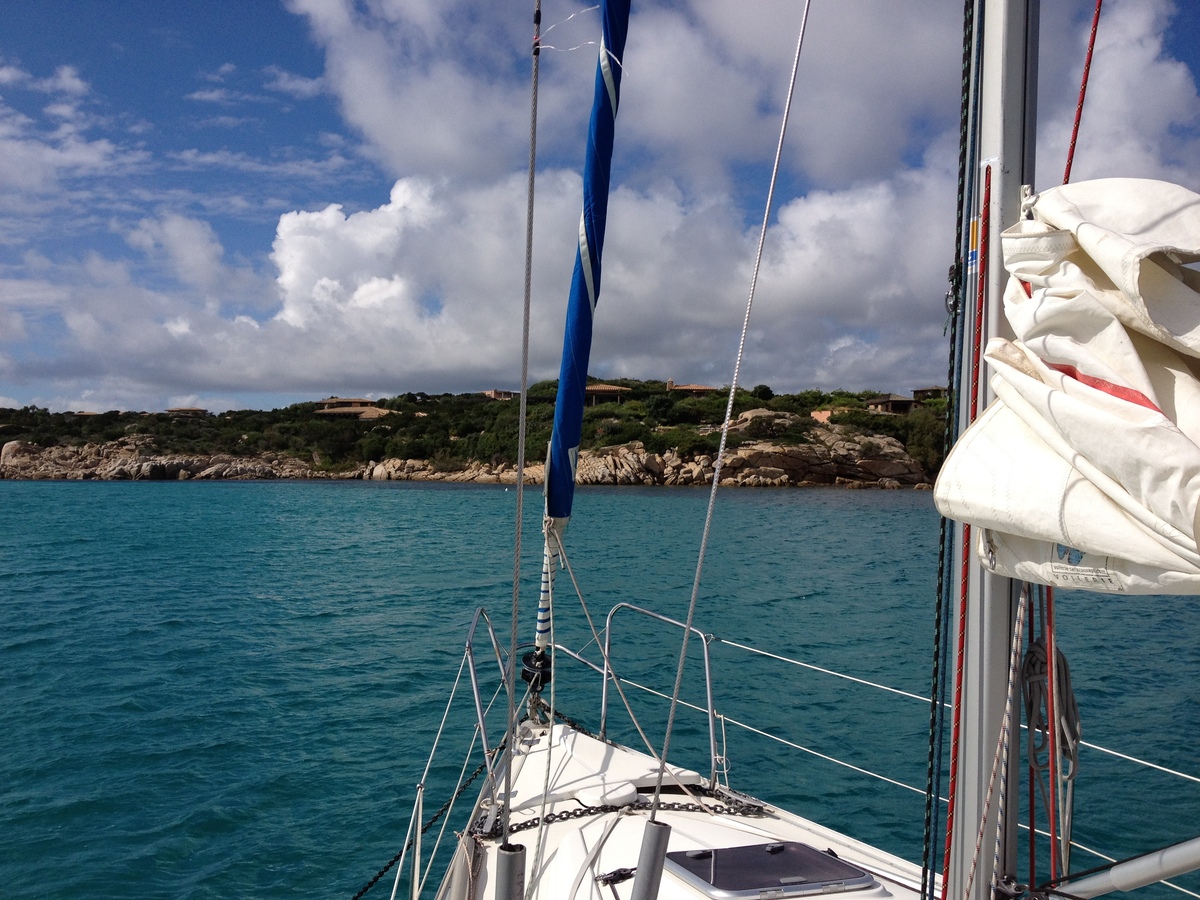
xmin=935 ymin=178 xmax=1200 ymax=594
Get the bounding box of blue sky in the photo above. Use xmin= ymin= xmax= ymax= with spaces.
xmin=1 ymin=0 xmax=1198 ymax=413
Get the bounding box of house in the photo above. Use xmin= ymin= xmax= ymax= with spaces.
xmin=316 ymin=397 xmax=376 ymax=410
xmin=484 ymin=389 xmax=516 ymax=401
xmin=166 ymin=407 xmax=209 ymax=418
xmin=866 ymin=393 xmax=916 ymax=415
xmin=666 ymin=379 xmax=719 ymax=397
xmin=912 ymin=386 xmax=948 ymax=403
xmin=314 ymin=397 xmax=394 ymax=420
xmin=584 ymin=383 xmax=631 ymax=406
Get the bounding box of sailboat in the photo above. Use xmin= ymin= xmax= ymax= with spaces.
xmin=357 ymin=1 xmax=1200 ymax=899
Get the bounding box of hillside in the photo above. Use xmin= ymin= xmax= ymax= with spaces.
xmin=0 ymin=380 xmax=947 ymax=481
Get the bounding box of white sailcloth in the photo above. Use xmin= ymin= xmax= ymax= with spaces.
xmin=935 ymin=178 xmax=1200 ymax=593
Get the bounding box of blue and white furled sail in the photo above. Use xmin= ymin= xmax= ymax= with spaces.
xmin=537 ymin=0 xmax=630 ymax=650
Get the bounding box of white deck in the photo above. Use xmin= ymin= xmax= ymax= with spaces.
xmin=438 ymin=723 xmax=928 ymax=900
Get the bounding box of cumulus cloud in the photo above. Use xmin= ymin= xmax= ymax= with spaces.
xmin=263 ymin=64 xmax=324 ymax=99
xmin=126 ymin=213 xmax=226 ymax=291
xmin=1036 ymin=0 xmax=1200 ymax=184
xmin=0 ymin=0 xmax=1198 ymax=413
xmin=285 ymin=0 xmax=563 ymax=180
xmin=34 ymin=65 xmax=89 ymax=96
xmin=0 ymin=64 xmax=147 ymax=196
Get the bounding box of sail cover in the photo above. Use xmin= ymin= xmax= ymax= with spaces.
xmin=545 ymin=0 xmax=630 ymax=522
xmin=935 ymin=178 xmax=1200 ymax=593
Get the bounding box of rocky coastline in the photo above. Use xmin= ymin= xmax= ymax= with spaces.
xmin=1 ymin=423 xmax=929 ymax=488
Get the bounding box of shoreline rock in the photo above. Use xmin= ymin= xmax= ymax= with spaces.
xmin=0 ymin=436 xmax=339 ymax=482
xmin=2 ymin=425 xmax=931 ymax=488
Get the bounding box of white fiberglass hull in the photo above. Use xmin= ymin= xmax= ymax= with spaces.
xmin=437 ymin=723 xmax=926 ymax=900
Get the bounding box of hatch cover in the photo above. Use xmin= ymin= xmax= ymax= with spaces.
xmin=664 ymin=841 xmax=877 ymax=899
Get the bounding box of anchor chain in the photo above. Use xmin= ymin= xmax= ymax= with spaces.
xmin=352 ymin=758 xmax=491 ymax=900
xmin=474 ymin=787 xmax=766 ymax=839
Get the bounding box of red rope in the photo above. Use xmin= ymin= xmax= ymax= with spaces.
xmin=1046 ymin=586 xmax=1061 ymax=881
xmin=942 ymin=166 xmax=992 ymax=900
xmin=1027 ymin=590 xmax=1038 ymax=888
xmin=1063 ymin=0 xmax=1103 ymax=184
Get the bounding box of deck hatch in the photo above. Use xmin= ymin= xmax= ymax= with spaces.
xmin=664 ymin=841 xmax=876 ymax=899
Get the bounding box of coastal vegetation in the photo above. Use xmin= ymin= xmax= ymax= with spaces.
xmin=0 ymin=380 xmax=948 ymax=475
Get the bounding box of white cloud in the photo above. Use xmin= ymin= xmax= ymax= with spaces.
xmin=186 ymin=88 xmax=236 ymax=104
xmin=0 ymin=82 xmax=147 ymax=193
xmin=169 ymin=147 xmax=350 ymax=178
xmin=263 ymin=65 xmax=324 ymax=99
xmin=34 ymin=65 xmax=89 ymax=97
xmin=127 ymin=213 xmax=226 ymax=290
xmin=1036 ymin=0 xmax=1200 ymax=185
xmin=0 ymin=0 xmax=1198 ymax=413
xmin=0 ymin=64 xmax=28 ymax=86
xmin=205 ymin=63 xmax=237 ymax=83
xmin=285 ymin=0 xmax=545 ymax=180
xmin=165 ymin=317 xmax=191 ymax=337
xmin=272 ymin=178 xmax=436 ymax=327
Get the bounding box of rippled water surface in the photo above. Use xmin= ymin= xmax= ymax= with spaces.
xmin=2 ymin=481 xmax=1196 ymax=898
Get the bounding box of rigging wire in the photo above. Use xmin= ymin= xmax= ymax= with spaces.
xmin=1024 ymin=589 xmax=1082 ymax=881
xmin=942 ymin=161 xmax=993 ymax=900
xmin=647 ymin=0 xmax=815 ymax=819
xmin=550 ymin=528 xmax=711 ymax=805
xmin=503 ymin=0 xmax=542 ymax=849
xmin=923 ymin=0 xmax=982 ymax=894
xmin=960 ymin=585 xmax=1028 ymax=899
xmin=1063 ymin=0 xmax=1103 ymax=185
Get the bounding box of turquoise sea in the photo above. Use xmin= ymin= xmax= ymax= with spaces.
xmin=2 ymin=481 xmax=1197 ymax=899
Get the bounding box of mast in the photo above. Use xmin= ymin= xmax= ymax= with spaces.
xmin=945 ymin=1 xmax=1038 ymax=898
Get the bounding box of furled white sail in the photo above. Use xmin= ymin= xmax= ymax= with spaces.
xmin=935 ymin=178 xmax=1200 ymax=593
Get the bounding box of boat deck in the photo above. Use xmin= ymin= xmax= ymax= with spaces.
xmin=439 ymin=723 xmax=927 ymax=900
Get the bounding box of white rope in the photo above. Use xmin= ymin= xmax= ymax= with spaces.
xmin=722 ymin=713 xmax=928 ymax=797
xmin=717 ymin=638 xmax=933 ymax=704
xmin=551 ymin=528 xmax=709 ymax=805
xmin=1077 ymin=741 xmax=1200 ymax=785
xmin=721 ymin=638 xmax=1199 ymax=786
xmin=651 ymin=0 xmax=816 ymax=817
xmin=567 ymin=807 xmax=633 ymax=900
xmin=527 ymin=554 xmax=557 ymax=900
xmin=990 ymin=589 xmax=1029 ymax=894
xmin=391 ymin=657 xmax=470 ymax=900
xmin=540 ymin=4 xmax=599 ymax=40
xmin=964 ymin=588 xmax=1028 ymax=900
xmin=416 ymin=728 xmax=484 ymax=898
